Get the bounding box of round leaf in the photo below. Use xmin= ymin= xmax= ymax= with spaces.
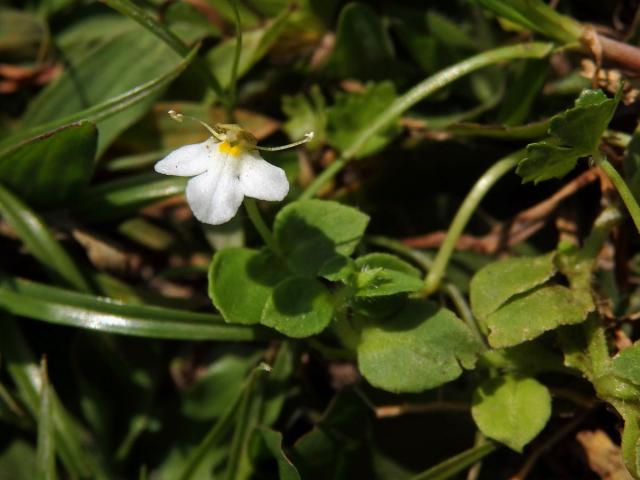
xmin=472 ymin=376 xmax=551 ymax=452
xmin=209 ymin=247 xmax=288 ymax=325
xmin=261 ymin=277 xmax=334 ymax=338
xmin=357 ymin=300 xmax=480 ymax=393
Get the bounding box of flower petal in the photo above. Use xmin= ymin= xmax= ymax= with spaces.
xmin=154 ymin=138 xmax=216 ymax=177
xmin=185 ymin=157 xmax=244 ymax=225
xmin=238 ymin=151 xmax=289 ymax=201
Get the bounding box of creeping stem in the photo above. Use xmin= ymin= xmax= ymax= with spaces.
xmin=593 ymin=151 xmax=640 ymax=234
xmin=301 ymin=42 xmax=553 ymax=199
xmin=421 ymin=149 xmax=527 ymax=297
xmin=243 ymin=199 xmax=280 ymax=254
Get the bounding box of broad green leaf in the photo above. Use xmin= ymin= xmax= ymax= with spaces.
xmin=207 ymin=7 xmax=290 ymax=89
xmin=0 ymin=48 xmax=196 ymax=158
xmin=0 ymin=183 xmax=90 ymax=292
xmin=486 ymin=285 xmax=593 ymax=348
xmin=0 ymin=123 xmax=97 ymax=208
xmin=250 ymin=427 xmax=301 ymax=480
xmin=209 ymin=247 xmax=288 ymax=325
xmin=327 ymin=81 xmax=400 ymax=158
xmin=262 ymin=277 xmax=334 ymax=338
xmin=21 ymin=29 xmax=181 ymax=154
xmin=517 ymin=89 xmax=621 ymax=183
xmin=353 ymin=253 xmax=423 ymax=297
xmin=358 ymin=300 xmax=480 ymax=393
xmin=282 ymin=85 xmax=327 ymax=150
xmin=36 ymin=359 xmax=56 ymax=480
xmin=0 ymin=276 xmax=272 ymax=341
xmin=274 ymin=199 xmax=369 ymax=276
xmin=73 ymin=174 xmax=187 ymax=223
xmin=326 ymin=3 xmax=397 ymax=80
xmin=471 ymin=375 xmax=551 ymax=452
xmin=470 ymin=252 xmax=556 ymax=320
xmin=613 ymin=343 xmax=640 ymax=385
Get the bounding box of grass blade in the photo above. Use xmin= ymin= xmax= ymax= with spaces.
xmin=0 ymin=277 xmax=273 ymax=341
xmin=36 ymin=357 xmax=57 ymax=480
xmin=409 ymin=442 xmax=497 ymax=480
xmin=0 ymin=183 xmax=91 ymax=292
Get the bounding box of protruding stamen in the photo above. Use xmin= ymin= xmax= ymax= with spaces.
xmin=167 ymin=110 xmax=225 ymax=142
xmin=254 ymin=131 xmax=315 ymax=152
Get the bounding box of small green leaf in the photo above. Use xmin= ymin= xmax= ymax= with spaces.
xmin=472 ymin=375 xmax=552 ymax=452
xmin=0 ymin=122 xmax=97 ymax=208
xmin=486 ymin=284 xmax=593 ymax=348
xmin=613 ymin=343 xmax=640 ymax=385
xmin=327 ymin=81 xmax=400 ymax=158
xmin=262 ymin=277 xmax=334 ymax=338
xmin=274 ymin=199 xmax=369 ymax=276
xmin=470 ymin=252 xmax=556 ymax=320
xmin=358 ymin=300 xmax=480 ymax=393
xmin=517 ymin=88 xmax=621 ymax=183
xmin=209 ymin=247 xmax=289 ymax=325
xmin=250 ymin=427 xmax=301 ymax=480
xmin=318 ymin=255 xmax=355 ymax=282
xmin=282 ymin=85 xmax=327 ymax=150
xmin=353 ymin=253 xmax=423 ymax=297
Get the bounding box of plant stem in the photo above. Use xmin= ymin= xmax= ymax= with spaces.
xmin=301 ymin=42 xmax=553 ymax=199
xmin=243 ymin=199 xmax=279 ymax=253
xmin=300 ymin=157 xmax=347 ymax=200
xmin=422 ymin=149 xmax=526 ymax=296
xmin=593 ymin=151 xmax=640 ymax=233
xmin=226 ymin=0 xmax=242 ymax=119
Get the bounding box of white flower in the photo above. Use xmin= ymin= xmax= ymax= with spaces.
xmin=154 ymin=113 xmax=312 ymax=225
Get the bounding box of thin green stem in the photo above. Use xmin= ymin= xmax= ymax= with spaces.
xmin=593 ymin=152 xmax=640 ymax=233
xmin=226 ymin=0 xmax=242 ymax=118
xmin=422 ymin=149 xmax=526 ymax=296
xmin=301 ymin=42 xmax=552 ymax=199
xmin=243 ymin=199 xmax=279 ymax=253
xmin=300 ymin=157 xmax=347 ymax=200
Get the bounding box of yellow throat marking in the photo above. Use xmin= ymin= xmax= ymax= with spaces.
xmin=218 ymin=141 xmax=242 ymax=157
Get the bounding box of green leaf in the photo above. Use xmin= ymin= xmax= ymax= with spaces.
xmin=327 ymin=81 xmax=400 ymax=158
xmin=20 ymin=30 xmax=181 ymax=154
xmin=326 ymin=3 xmax=397 ymax=80
xmin=250 ymin=427 xmax=301 ymax=480
xmin=357 ymin=300 xmax=481 ymax=393
xmin=0 ymin=122 xmax=97 ymax=208
xmin=409 ymin=442 xmax=496 ymax=480
xmin=0 ymin=183 xmax=90 ymax=292
xmin=262 ymin=277 xmax=334 ymax=338
xmin=36 ymin=358 xmax=56 ymax=480
xmin=517 ymin=89 xmax=621 ymax=183
xmin=471 ymin=375 xmax=551 ymax=452
xmin=485 ymin=285 xmax=593 ymax=348
xmin=274 ymin=199 xmax=369 ymax=276
xmin=209 ymin=247 xmax=288 ymax=325
xmin=353 ymin=253 xmax=423 ymax=297
xmin=470 ymin=252 xmax=556 ymax=320
xmin=0 ymin=441 xmax=37 ymax=480
xmin=0 ymin=276 xmax=272 ymax=341
xmin=73 ymin=174 xmax=187 ymax=223
xmin=613 ymin=343 xmax=640 ymax=385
